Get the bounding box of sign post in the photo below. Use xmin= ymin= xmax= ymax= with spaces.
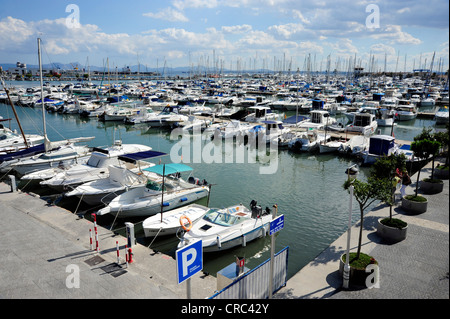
xmin=176 ymin=239 xmax=203 ymax=299
xmin=268 ymin=205 xmax=284 ymax=299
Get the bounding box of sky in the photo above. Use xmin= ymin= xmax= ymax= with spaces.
xmin=0 ymin=0 xmax=448 ymax=73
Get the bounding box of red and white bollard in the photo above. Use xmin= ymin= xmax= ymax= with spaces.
xmin=116 ymin=241 xmax=120 ymax=264
xmin=91 ymin=213 xmax=99 ymax=253
xmin=89 ymin=229 xmax=93 ymax=250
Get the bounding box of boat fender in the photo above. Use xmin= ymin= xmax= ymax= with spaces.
xmin=242 ymin=235 xmax=246 ymax=247
xmin=216 ymin=235 xmax=221 ymax=249
xmin=180 ymin=215 xmax=193 ymax=232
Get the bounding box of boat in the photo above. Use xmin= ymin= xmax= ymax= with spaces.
xmin=177 ymin=200 xmax=272 ymax=253
xmin=393 ymin=101 xmax=417 ymax=121
xmin=345 ymin=112 xmax=378 ymax=136
xmin=434 ymin=106 xmax=449 ymax=124
xmin=297 ymin=110 xmax=337 ymax=130
xmin=244 ymin=106 xmax=281 ymax=123
xmin=288 ymin=130 xmax=330 ymax=152
xmin=64 ymin=163 xmax=161 ymax=206
xmin=142 ymin=204 xmax=210 ymax=237
xmin=213 ymin=120 xmax=253 ymax=140
xmin=248 ymin=120 xmax=291 ymax=145
xmin=96 ymin=163 xmax=210 ymax=218
xmin=361 ymin=135 xmax=397 ymax=165
xmin=337 ymin=135 xmax=370 ymax=156
xmin=0 ymin=125 xmax=44 ymax=153
xmin=143 ymin=106 xmax=189 ymax=128
xmin=40 ymin=141 xmax=157 ymax=192
xmin=319 ymin=139 xmax=347 ymax=154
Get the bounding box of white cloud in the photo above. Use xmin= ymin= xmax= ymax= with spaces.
xmin=143 ymin=8 xmax=189 ymax=22
xmin=371 ymin=25 xmax=422 ymax=45
xmin=221 ymin=24 xmax=252 ymax=34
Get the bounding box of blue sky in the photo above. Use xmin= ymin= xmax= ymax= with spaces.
xmin=0 ymin=0 xmax=448 ymax=72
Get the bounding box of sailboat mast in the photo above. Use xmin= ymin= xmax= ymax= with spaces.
xmin=37 ymin=38 xmax=47 ymax=138
xmin=0 ymin=78 xmax=29 ymax=148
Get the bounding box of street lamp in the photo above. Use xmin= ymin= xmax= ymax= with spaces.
xmin=343 ymin=164 xmax=358 ymax=289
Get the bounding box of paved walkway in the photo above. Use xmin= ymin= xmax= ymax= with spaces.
xmin=274 ymin=158 xmax=449 ymax=299
xmin=0 ymin=182 xmax=216 ymax=299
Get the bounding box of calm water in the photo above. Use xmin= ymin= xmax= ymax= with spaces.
xmin=1 ymin=80 xmax=440 ymax=280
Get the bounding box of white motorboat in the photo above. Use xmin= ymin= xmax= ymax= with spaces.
xmin=177 ymin=200 xmax=273 ymax=253
xmin=394 ymin=101 xmax=417 ymax=121
xmin=337 ymin=135 xmax=370 ymax=156
xmin=179 ymin=116 xmax=212 ymax=133
xmin=142 ymin=204 xmax=209 ymax=237
xmin=213 ymin=120 xmax=253 ymax=140
xmin=96 ymin=163 xmax=210 ymax=218
xmin=5 ymin=138 xmax=94 ymax=176
xmin=40 ymin=142 xmax=158 ymax=191
xmin=65 ymin=164 xmax=160 ymax=206
xmin=345 ymin=112 xmax=378 ymax=136
xmin=244 ymin=106 xmax=281 ymax=123
xmin=319 ymin=140 xmax=346 ymax=154
xmin=288 ymin=130 xmax=330 ymax=152
xmin=297 ymin=110 xmax=337 ymax=130
xmin=248 ymin=120 xmax=291 ymax=145
xmin=434 ymin=106 xmax=449 ymax=124
xmin=144 ymin=106 xmax=189 ymax=128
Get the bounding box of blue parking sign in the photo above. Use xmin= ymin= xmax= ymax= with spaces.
xmin=176 ymin=239 xmax=203 ymax=284
xmin=270 ymin=214 xmax=284 ymax=235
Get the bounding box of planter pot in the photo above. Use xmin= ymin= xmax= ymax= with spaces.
xmin=434 ymin=167 xmax=449 ymax=179
xmin=376 ymin=218 xmax=407 ymax=243
xmin=401 ymin=196 xmax=428 ymax=214
xmin=419 ymin=179 xmax=444 ymax=194
xmin=338 ymin=254 xmax=377 ymax=288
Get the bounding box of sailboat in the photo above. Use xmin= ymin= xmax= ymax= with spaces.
xmin=2 ymin=39 xmax=95 ymax=176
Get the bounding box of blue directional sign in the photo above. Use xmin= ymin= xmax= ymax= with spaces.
xmin=270 ymin=214 xmax=284 ymax=235
xmin=176 ymin=239 xmax=203 ymax=284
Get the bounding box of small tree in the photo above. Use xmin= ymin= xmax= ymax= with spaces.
xmin=410 ymin=138 xmax=441 ymax=196
xmin=433 ymin=124 xmax=449 ymax=167
xmin=372 ymin=154 xmax=407 ymax=221
xmin=343 ymin=175 xmax=392 ymax=260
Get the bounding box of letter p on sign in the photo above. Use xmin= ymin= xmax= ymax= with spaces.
xmin=176 ymin=239 xmax=203 ymax=284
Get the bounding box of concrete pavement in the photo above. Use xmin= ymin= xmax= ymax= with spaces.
xmin=274 ymin=158 xmax=449 ymax=299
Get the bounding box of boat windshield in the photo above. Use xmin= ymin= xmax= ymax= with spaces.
xmin=203 ymin=209 xmax=247 ymax=227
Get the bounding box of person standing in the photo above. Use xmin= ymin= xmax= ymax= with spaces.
xmin=401 ymin=171 xmax=412 ymax=198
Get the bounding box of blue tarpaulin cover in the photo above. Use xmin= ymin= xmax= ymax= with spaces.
xmin=143 ymin=163 xmax=193 ymax=176
xmin=0 ymin=143 xmax=46 ymax=163
xmin=118 ymin=150 xmax=167 ymax=163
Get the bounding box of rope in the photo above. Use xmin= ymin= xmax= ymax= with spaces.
xmin=147 ymin=227 xmax=163 ymax=248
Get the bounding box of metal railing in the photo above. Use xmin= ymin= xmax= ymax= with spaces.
xmin=209 ymin=246 xmax=289 ymax=299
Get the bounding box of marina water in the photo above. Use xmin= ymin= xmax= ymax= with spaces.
xmin=0 ymin=80 xmax=440 ymax=280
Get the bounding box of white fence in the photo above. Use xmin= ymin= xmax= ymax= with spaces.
xmin=209 ymin=246 xmax=289 ymax=299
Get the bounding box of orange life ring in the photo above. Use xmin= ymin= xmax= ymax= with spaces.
xmin=180 ymin=215 xmax=193 ymax=232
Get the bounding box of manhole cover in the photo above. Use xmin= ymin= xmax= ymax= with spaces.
xmin=84 ymin=255 xmax=105 ymax=266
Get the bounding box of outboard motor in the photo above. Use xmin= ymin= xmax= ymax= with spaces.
xmin=263 ymin=207 xmax=271 ymax=216
xmin=250 ymin=200 xmax=262 ymax=219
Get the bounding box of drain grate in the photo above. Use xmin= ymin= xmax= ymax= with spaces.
xmin=100 ymin=263 xmax=127 ymax=277
xmin=84 ymin=255 xmax=105 ymax=266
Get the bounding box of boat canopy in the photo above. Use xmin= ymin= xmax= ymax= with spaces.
xmin=143 ymin=163 xmax=193 ymax=176
xmin=0 ymin=143 xmax=46 ymax=163
xmin=118 ymin=150 xmax=167 ymax=164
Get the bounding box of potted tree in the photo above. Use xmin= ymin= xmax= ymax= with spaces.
xmin=372 ymin=154 xmax=408 ymax=243
xmin=339 ymin=175 xmax=390 ymax=286
xmin=434 ymin=124 xmax=449 ymax=179
xmin=413 ymin=128 xmax=443 ymax=194
xmin=401 ymin=129 xmax=439 ymax=213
